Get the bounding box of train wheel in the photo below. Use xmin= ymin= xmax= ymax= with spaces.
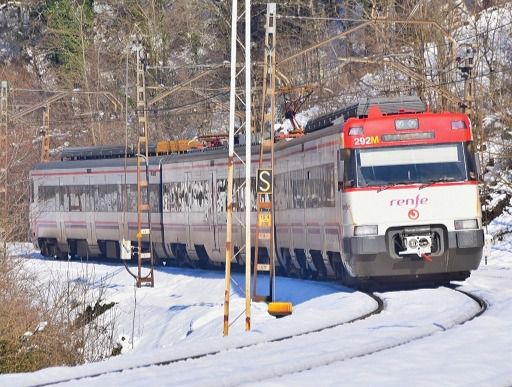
xmin=176 ymin=244 xmax=195 ymax=268
xmin=310 ymin=251 xmax=327 ymax=280
xmin=55 ymin=245 xmax=69 ymax=260
xmin=280 ymin=249 xmax=293 ymax=277
xmin=294 ymin=249 xmax=311 ymax=279
xmin=68 ymin=240 xmax=78 ymax=259
xmin=194 ymin=245 xmax=211 ymax=269
xmin=334 ymin=260 xmax=355 ymax=287
xmin=273 ymin=249 xmax=286 ymax=276
xmin=47 ymin=240 xmax=59 ymax=258
xmin=39 ymin=239 xmax=49 ymax=257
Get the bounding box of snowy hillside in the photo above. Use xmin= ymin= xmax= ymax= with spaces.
xmin=1 ymin=229 xmax=512 ymax=386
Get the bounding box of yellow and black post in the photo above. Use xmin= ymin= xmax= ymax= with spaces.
xmin=135 ymin=44 xmax=154 ymax=288
xmin=253 ymin=3 xmax=277 ymax=303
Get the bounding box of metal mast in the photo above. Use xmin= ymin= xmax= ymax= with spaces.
xmin=223 ymin=0 xmax=252 ymax=336
xmin=0 ymin=81 xmax=7 ymax=255
xmin=135 ymin=45 xmax=154 ymax=287
xmin=253 ymin=3 xmax=276 ymax=302
xmin=40 ymin=106 xmax=50 ymax=162
xmin=460 ymin=44 xmax=477 ymax=121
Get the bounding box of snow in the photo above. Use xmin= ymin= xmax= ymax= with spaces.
xmin=275 ymin=106 xmax=320 ymax=134
xmin=2 ymin=236 xmax=512 ymax=386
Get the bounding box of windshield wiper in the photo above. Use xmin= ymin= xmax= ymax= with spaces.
xmin=376 ymin=181 xmax=411 ymax=193
xmin=419 ymin=177 xmax=457 ymax=190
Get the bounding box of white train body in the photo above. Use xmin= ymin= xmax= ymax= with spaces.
xmin=29 ymin=102 xmax=484 ymax=284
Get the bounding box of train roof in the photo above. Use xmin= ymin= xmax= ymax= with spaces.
xmin=305 ymin=95 xmax=426 ymax=133
xmin=35 ymin=97 xmax=430 ymax=168
xmin=31 ymin=123 xmax=343 ymax=172
xmin=60 ymin=144 xmax=157 ymax=161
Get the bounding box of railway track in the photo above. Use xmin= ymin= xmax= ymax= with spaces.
xmin=450 ymin=286 xmax=487 ymax=320
xmin=227 ymin=286 xmax=489 ymax=386
xmin=29 ymin=291 xmax=383 ymax=386
xmin=29 ymin=287 xmax=487 ymax=386
xmin=36 ymin=286 xmax=487 ymax=387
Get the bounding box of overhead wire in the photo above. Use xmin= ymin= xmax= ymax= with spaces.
xmin=12 ymin=60 xmax=512 ymax=128
xmin=9 ymin=16 xmax=512 ymax=129
xmin=277 ymin=15 xmax=371 ymax=23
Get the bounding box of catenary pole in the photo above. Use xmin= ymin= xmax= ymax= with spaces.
xmin=244 ymin=0 xmax=252 ymax=332
xmin=223 ymin=0 xmax=238 ymax=337
xmin=224 ymin=0 xmax=252 ymax=336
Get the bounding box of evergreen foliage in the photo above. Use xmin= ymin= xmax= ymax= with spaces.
xmin=43 ymin=0 xmax=94 ymax=76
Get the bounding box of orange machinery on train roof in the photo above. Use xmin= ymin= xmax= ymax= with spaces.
xmin=155 ymin=134 xmax=229 ymax=155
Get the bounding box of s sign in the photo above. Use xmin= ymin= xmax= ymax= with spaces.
xmin=257 ymin=169 xmax=272 ymax=194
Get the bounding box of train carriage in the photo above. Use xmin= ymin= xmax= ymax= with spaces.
xmin=30 ymin=150 xmax=165 ymax=260
xmin=29 ymin=96 xmax=485 ymax=286
xmin=335 ymin=99 xmax=484 ymax=284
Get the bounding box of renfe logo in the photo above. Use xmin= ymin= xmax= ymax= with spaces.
xmin=390 ymin=194 xmax=428 ymax=208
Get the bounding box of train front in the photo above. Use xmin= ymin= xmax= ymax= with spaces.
xmin=340 ymin=106 xmax=484 ymax=283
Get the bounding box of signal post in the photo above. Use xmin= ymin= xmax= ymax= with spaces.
xmin=223 ymin=0 xmax=252 ymax=336
xmin=253 ymin=3 xmax=277 ymax=303
xmin=0 ymin=81 xmax=7 ymax=255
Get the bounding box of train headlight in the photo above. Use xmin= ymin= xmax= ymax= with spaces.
xmin=354 ymin=225 xmax=378 ymax=236
xmin=348 ymin=127 xmax=363 ymax=136
xmin=395 ymin=118 xmax=418 ymax=130
xmin=454 ymin=219 xmax=478 ymax=230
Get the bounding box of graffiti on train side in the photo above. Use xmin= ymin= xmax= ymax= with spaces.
xmin=164 ymin=180 xmax=210 ymax=212
xmin=163 ymin=178 xmax=257 ymax=214
xmin=216 ymin=178 xmax=227 ymax=213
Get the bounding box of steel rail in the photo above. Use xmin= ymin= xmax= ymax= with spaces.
xmin=237 ymin=287 xmax=488 ymax=385
xmin=25 ymin=262 xmax=487 ymax=386
xmin=32 ymin=291 xmax=384 ymax=386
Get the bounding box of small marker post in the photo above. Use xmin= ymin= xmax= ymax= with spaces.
xmin=268 ymin=302 xmax=293 ymax=318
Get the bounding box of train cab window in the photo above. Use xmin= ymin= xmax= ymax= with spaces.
xmin=30 ymin=179 xmax=34 ymax=203
xmin=58 ymin=186 xmax=66 ymax=212
xmin=464 ymin=142 xmax=478 ymax=180
xmin=355 ymin=143 xmax=469 ymax=187
xmin=163 ymin=184 xmax=170 ymax=212
xmin=291 ymin=169 xmax=304 ymax=209
xmin=94 ymin=184 xmax=121 ymax=212
xmin=337 ymin=151 xmax=344 ymax=191
xmin=38 ymin=186 xmax=56 ymax=212
xmin=69 ymin=186 xmax=79 ymax=211
xmin=342 ymin=149 xmax=357 ymax=188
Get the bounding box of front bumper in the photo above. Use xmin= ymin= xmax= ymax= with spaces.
xmin=344 ymin=229 xmax=484 ymax=255
xmin=342 ymin=229 xmax=484 ymax=277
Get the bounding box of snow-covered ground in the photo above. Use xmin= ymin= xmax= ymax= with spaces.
xmin=2 ymin=228 xmax=512 ymax=386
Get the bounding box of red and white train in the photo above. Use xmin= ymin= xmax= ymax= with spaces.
xmin=29 ymin=96 xmax=484 ymax=285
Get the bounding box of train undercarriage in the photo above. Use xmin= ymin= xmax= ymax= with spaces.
xmin=36 ymin=235 xmax=481 ymax=290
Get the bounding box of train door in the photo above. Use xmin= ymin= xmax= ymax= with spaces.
xmin=274 ymin=160 xmax=289 ymax=268
xmin=336 ymin=149 xmax=344 ymax=240
xmin=85 ymin=175 xmax=92 ymax=244
xmin=336 ymin=149 xmax=345 ymax=224
xmin=288 ymin=152 xmax=306 ymax=272
xmin=209 ymin=170 xmax=217 ymax=252
xmin=214 ymin=169 xmax=227 ymax=262
xmin=114 ymin=173 xmax=124 ymax=248
xmin=70 ymin=174 xmax=93 ymax=251
xmin=185 ymin=171 xmax=192 ymax=250
xmin=304 ymin=154 xmax=320 ymax=274
xmin=58 ymin=177 xmax=66 ymax=246
xmin=119 ymin=173 xmax=127 ymax=243
xmin=160 ymin=164 xmax=174 ymax=259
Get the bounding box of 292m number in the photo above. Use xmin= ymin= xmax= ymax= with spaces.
xmin=353 ymin=136 xmax=379 ymax=146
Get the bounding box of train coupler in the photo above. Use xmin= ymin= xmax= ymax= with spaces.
xmin=399 ymin=235 xmax=433 ymax=260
